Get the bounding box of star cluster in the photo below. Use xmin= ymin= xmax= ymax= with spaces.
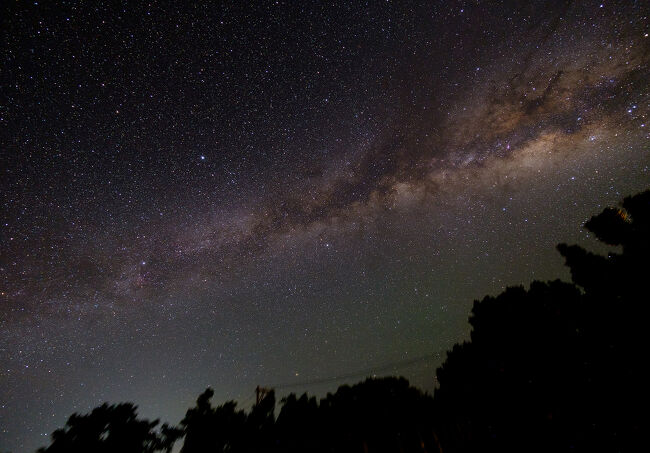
xmin=1 ymin=1 xmax=648 ymax=451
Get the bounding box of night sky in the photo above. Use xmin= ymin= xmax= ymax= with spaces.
xmin=1 ymin=1 xmax=649 ymax=451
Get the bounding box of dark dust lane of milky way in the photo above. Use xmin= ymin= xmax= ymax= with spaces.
xmin=1 ymin=1 xmax=648 ymax=451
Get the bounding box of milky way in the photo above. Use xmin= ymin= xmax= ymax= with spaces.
xmin=1 ymin=1 xmax=649 ymax=451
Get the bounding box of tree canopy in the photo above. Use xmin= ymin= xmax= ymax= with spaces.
xmin=36 ymin=403 xmax=181 ymax=453
xmin=434 ymin=190 xmax=648 ymax=452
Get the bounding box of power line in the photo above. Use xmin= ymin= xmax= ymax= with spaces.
xmin=265 ymin=352 xmax=440 ymax=390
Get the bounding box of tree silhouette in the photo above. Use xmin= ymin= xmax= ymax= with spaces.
xmin=434 ymin=189 xmax=649 ymax=452
xmin=555 ymin=190 xmax=648 ymax=452
xmin=179 ymin=377 xmax=434 ymax=453
xmin=320 ymin=377 xmax=436 ymax=453
xmin=180 ymin=388 xmax=247 ymax=453
xmin=434 ymin=281 xmax=587 ymax=452
xmin=37 ymin=403 xmax=179 ymax=453
xmin=275 ymin=392 xmax=321 ymax=452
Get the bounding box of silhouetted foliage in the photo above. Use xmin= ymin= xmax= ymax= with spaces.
xmin=178 ymin=378 xmax=434 ymax=453
xmin=434 ymin=189 xmax=649 ymax=452
xmin=555 ymin=190 xmax=649 ymax=452
xmin=275 ymin=393 xmax=321 ymax=451
xmin=37 ymin=378 xmax=437 ymax=452
xmin=434 ymin=282 xmax=587 ymax=452
xmin=36 ymin=403 xmax=180 ymax=453
xmin=180 ymin=388 xmax=248 ymax=453
xmin=315 ymin=377 xmax=436 ymax=453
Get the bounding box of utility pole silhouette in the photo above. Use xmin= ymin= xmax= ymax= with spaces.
xmin=255 ymin=385 xmax=272 ymax=405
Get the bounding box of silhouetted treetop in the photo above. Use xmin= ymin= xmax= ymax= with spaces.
xmin=585 ymin=190 xmax=650 ymax=249
xmin=37 ymin=403 xmax=179 ymax=453
xmin=557 ymin=189 xmax=649 ymax=298
xmin=434 ymin=189 xmax=648 ymax=453
xmin=180 ymin=387 xmax=248 ymax=453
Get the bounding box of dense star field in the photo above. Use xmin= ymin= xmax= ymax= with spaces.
xmin=1 ymin=1 xmax=649 ymax=451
